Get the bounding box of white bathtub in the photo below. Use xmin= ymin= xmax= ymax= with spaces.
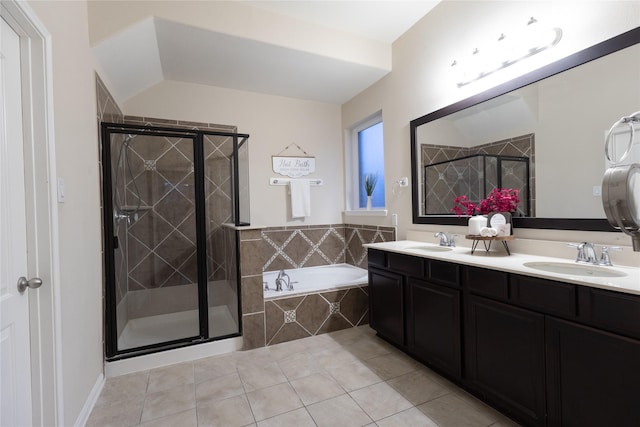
xmin=263 ymin=263 xmax=368 ymax=299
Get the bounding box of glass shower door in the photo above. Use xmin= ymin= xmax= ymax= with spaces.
xmin=107 ymin=130 xmax=201 ymax=352
xmin=203 ymin=132 xmax=241 ymax=339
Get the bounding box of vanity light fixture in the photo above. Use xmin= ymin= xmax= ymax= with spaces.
xmin=452 ymin=17 xmax=562 ymax=87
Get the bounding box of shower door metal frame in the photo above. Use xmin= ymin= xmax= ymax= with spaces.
xmin=101 ymin=122 xmax=249 ymax=360
xmin=423 ymin=154 xmax=531 ymax=216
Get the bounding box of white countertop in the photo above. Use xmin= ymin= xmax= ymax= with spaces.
xmin=364 ymin=240 xmax=640 ymax=296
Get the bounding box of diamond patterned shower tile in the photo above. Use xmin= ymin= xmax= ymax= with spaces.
xmin=127 ymin=233 xmax=152 ymax=271
xmin=176 ymin=211 xmax=197 ymax=245
xmin=205 ymin=155 xmax=231 ymax=188
xmin=156 ymin=189 xmax=194 ymax=227
xmin=128 ymin=135 xmax=171 ymax=161
xmin=178 ymin=252 xmax=198 ymax=284
xmin=174 ymin=138 xmax=194 ymax=159
xmin=155 ymin=231 xmax=196 ymax=270
xmin=156 ymin=147 xmax=192 ymax=187
xmin=174 ymin=172 xmax=196 ymax=204
xmin=128 ymin=170 xmax=170 ymax=206
xmin=129 ymin=253 xmax=173 ymax=289
xmin=128 ymin=210 xmax=174 ymax=249
xmin=207 ymin=189 xmax=232 ymax=227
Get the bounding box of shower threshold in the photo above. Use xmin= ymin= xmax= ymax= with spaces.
xmin=117 ymin=305 xmax=237 ymax=351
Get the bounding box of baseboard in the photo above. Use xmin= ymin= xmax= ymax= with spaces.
xmin=73 ymin=373 xmax=104 ymax=427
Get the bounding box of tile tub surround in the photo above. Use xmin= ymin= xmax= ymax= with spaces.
xmin=87 ymin=326 xmax=518 ymax=427
xmin=265 ymin=286 xmax=369 ymax=345
xmin=238 ymin=224 xmax=395 ymax=350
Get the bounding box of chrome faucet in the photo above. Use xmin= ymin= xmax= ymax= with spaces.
xmin=434 ymin=232 xmax=456 ymax=247
xmin=570 ymin=242 xmax=622 ymax=266
xmin=275 ymin=270 xmax=293 ymax=291
xmin=579 ymin=242 xmax=598 ymax=264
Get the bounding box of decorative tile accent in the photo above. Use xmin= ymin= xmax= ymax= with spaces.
xmin=284 ymin=310 xmax=297 ymax=323
xmin=144 ymin=160 xmax=156 ymax=171
xmin=329 ymin=302 xmax=340 ymax=315
xmin=262 ymin=225 xmax=392 ymax=272
xmin=264 ymin=284 xmax=371 ymax=346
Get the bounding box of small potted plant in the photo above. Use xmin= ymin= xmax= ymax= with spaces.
xmin=363 ymin=173 xmax=378 ymax=210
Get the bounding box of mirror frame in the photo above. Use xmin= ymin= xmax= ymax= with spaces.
xmin=410 ymin=27 xmax=640 ymax=231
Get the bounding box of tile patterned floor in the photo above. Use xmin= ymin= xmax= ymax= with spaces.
xmin=87 ymin=326 xmax=520 ymax=427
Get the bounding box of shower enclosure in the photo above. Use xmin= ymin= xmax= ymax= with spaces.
xmin=101 ymin=123 xmax=249 ymax=359
xmin=424 ymin=154 xmax=531 ymax=216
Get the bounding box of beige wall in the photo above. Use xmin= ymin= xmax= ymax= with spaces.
xmin=123 ymin=81 xmax=344 ymax=226
xmin=27 ymin=0 xmax=104 ymax=424
xmin=342 ymin=0 xmax=640 ymax=241
xmin=20 ymin=1 xmax=640 ymax=423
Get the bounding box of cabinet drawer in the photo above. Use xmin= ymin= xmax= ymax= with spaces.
xmin=578 ymin=287 xmax=640 ymax=339
xmin=388 ymin=252 xmax=424 ymax=277
xmin=368 ymin=249 xmax=386 ymax=268
xmin=464 ymin=267 xmax=508 ymax=300
xmin=511 ymin=275 xmax=576 ymax=318
xmin=428 ymin=260 xmax=460 ymax=288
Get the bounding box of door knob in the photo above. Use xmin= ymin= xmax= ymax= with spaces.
xmin=17 ymin=276 xmax=43 ymax=293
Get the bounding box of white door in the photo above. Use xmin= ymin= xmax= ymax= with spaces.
xmin=0 ymin=15 xmax=34 ymax=427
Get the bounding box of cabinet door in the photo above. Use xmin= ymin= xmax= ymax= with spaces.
xmin=465 ymin=295 xmax=546 ymax=427
xmin=546 ymin=317 xmax=640 ymax=427
xmin=407 ymin=278 xmax=461 ymax=380
xmin=368 ymin=268 xmax=404 ymax=346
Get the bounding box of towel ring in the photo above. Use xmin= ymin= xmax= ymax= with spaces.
xmin=605 ymin=111 xmax=640 ymax=164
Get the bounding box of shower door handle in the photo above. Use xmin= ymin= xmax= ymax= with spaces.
xmin=17 ymin=276 xmax=43 ymax=293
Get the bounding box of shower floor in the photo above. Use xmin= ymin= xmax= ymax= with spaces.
xmin=117 ymin=305 xmax=238 ymax=350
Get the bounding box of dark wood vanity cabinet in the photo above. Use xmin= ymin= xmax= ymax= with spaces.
xmin=368 ymin=250 xmax=462 ymax=379
xmin=407 ymin=278 xmax=461 ymax=379
xmin=367 ymin=248 xmax=640 ymax=427
xmin=546 ymin=317 xmax=640 ymax=427
xmin=464 ymin=295 xmax=546 ymax=426
xmin=368 ymin=267 xmax=405 ymax=347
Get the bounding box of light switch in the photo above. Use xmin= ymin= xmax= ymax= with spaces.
xmin=57 ymin=177 xmax=65 ymax=203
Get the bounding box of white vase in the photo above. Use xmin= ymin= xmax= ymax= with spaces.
xmin=468 ymin=215 xmax=487 ymax=236
xmin=366 ymin=196 xmax=372 ymax=210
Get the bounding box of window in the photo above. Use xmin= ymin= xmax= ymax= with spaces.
xmin=346 ymin=112 xmax=385 ymax=210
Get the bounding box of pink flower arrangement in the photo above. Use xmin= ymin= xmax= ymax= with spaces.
xmin=451 ymin=188 xmax=520 ymax=217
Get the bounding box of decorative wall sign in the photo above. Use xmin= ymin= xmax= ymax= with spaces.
xmin=272 ymin=156 xmax=316 ymax=178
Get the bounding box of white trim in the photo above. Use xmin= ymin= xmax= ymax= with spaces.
xmin=1 ymin=1 xmax=63 ymax=425
xmin=73 ymin=374 xmax=104 ymax=427
xmin=343 ymin=209 xmax=389 ymax=217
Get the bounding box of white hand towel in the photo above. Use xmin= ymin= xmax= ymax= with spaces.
xmin=290 ymin=180 xmax=311 ymax=218
xmin=479 ymin=227 xmax=498 ymax=237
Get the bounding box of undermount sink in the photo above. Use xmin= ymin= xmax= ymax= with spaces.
xmin=404 ymin=245 xmax=453 ymax=252
xmin=523 ymin=261 xmax=627 ymax=278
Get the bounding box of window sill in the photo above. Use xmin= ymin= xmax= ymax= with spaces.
xmin=343 ymin=209 xmax=388 ymax=217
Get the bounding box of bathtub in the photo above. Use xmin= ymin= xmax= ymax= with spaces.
xmin=263 ymin=263 xmax=368 ymax=300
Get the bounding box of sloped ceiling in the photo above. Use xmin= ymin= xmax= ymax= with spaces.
xmin=90 ymin=1 xmax=440 ymax=105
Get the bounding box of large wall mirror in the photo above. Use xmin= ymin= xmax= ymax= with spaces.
xmin=411 ymin=27 xmax=639 ymax=231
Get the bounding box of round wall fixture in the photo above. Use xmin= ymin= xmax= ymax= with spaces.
xmin=602 ymin=163 xmax=640 ymax=251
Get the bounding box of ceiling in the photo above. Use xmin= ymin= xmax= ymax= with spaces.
xmin=91 ymin=1 xmax=440 ymax=105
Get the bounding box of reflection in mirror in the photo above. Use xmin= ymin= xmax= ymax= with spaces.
xmin=411 ymin=27 xmax=640 ymax=230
